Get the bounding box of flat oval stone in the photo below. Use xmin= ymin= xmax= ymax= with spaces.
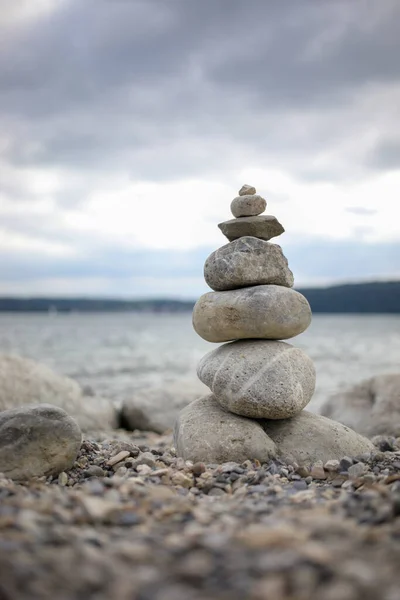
xmin=197 ymin=340 xmax=316 ymax=419
xmin=239 ymin=184 xmax=256 ymax=196
xmin=262 ymin=411 xmax=375 ymax=466
xmin=174 ymin=394 xmax=277 ymax=463
xmin=230 ymin=194 xmax=266 ymax=218
xmin=218 ymin=215 xmax=284 ymax=242
xmin=192 ymin=285 xmax=311 ymax=342
xmin=204 ymin=236 xmax=294 ymax=291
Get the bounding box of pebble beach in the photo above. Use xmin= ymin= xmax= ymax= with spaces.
xmin=1 ymin=430 xmax=400 ymax=600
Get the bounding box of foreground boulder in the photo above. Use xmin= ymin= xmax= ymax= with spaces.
xmin=193 ymin=285 xmax=311 ymax=342
xmin=120 ymin=379 xmax=209 ymax=433
xmin=197 ymin=339 xmax=316 ymax=419
xmin=0 ymin=355 xmax=118 ymax=431
xmin=262 ymin=411 xmax=375 ymax=466
xmin=320 ymin=374 xmax=400 ymax=438
xmin=174 ymin=395 xmax=277 ymax=464
xmin=0 ymin=404 xmax=82 ymax=480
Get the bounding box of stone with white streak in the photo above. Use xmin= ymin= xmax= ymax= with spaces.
xmin=192 ymin=285 xmax=311 ymax=342
xmin=230 ymin=195 xmax=266 ymax=218
xmin=238 ymin=184 xmax=256 ymax=196
xmin=197 ymin=339 xmax=316 ymax=419
xmin=204 ymin=236 xmax=294 ymax=291
xmin=174 ymin=394 xmax=277 ymax=464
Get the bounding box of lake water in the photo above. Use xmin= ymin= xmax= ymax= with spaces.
xmin=0 ymin=313 xmax=399 ymax=412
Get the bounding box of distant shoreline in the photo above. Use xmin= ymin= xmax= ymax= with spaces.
xmin=0 ymin=281 xmax=399 ymax=314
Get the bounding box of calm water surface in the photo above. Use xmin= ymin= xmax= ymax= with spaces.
xmin=0 ymin=313 xmax=399 ymax=411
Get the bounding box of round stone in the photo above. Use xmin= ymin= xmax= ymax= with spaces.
xmin=0 ymin=404 xmax=82 ymax=480
xmin=204 ymin=236 xmax=294 ymax=291
xmin=197 ymin=339 xmax=316 ymax=419
xmin=192 ymin=285 xmax=311 ymax=342
xmin=262 ymin=411 xmax=375 ymax=466
xmin=174 ymin=394 xmax=277 ymax=464
xmin=238 ymin=184 xmax=256 ymax=196
xmin=230 ymin=195 xmax=266 ymax=218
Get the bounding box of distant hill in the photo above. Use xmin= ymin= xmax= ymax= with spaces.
xmin=297 ymin=281 xmax=400 ymax=313
xmin=0 ymin=281 xmax=399 ymax=313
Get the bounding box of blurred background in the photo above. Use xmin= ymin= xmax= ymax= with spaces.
xmin=0 ymin=0 xmax=399 ymax=412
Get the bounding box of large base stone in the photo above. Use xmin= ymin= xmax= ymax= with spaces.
xmin=197 ymin=340 xmax=316 ymax=419
xmin=0 ymin=404 xmax=82 ymax=480
xmin=204 ymin=236 xmax=294 ymax=292
xmin=193 ymin=285 xmax=311 ymax=342
xmin=320 ymin=374 xmax=400 ymax=438
xmin=262 ymin=410 xmax=375 ymax=466
xmin=173 ymin=394 xmax=277 ymax=464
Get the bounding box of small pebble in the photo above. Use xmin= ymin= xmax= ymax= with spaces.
xmin=310 ymin=461 xmax=327 ymax=480
xmin=85 ymin=466 xmax=105 ymax=478
xmin=107 ymin=451 xmax=130 ymax=467
xmin=348 ymin=462 xmax=367 ymax=479
xmin=324 ymin=459 xmax=340 ymax=472
xmin=58 ymin=472 xmax=68 ymax=486
xmin=340 ymin=457 xmax=354 ymax=471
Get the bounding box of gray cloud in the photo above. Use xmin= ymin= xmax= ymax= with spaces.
xmin=346 ymin=207 xmax=377 ymax=216
xmin=0 ymin=0 xmax=399 ymax=182
xmin=1 ymin=0 xmax=400 ymax=296
xmin=366 ymin=139 xmax=400 ymax=171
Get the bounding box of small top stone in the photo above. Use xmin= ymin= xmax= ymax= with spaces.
xmin=238 ymin=184 xmax=256 ymax=196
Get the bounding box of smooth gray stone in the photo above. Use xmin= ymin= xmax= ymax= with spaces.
xmin=320 ymin=374 xmax=400 ymax=438
xmin=193 ymin=285 xmax=312 ymax=342
xmin=218 ymin=215 xmax=284 ymax=242
xmin=197 ymin=339 xmax=316 ymax=419
xmin=120 ymin=378 xmax=209 ymax=434
xmin=204 ymin=236 xmax=294 ymax=291
xmin=174 ymin=394 xmax=277 ymax=464
xmin=262 ymin=410 xmax=375 ymax=466
xmin=0 ymin=354 xmax=118 ymax=432
xmin=0 ymin=404 xmax=82 ymax=480
xmin=230 ymin=194 xmax=266 ymax=218
xmin=238 ymin=184 xmax=256 ymax=196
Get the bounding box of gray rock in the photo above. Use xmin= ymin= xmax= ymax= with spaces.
xmin=230 ymin=195 xmax=266 ymax=218
xmin=204 ymin=237 xmax=294 ymax=292
xmin=320 ymin=374 xmax=400 ymax=438
xmin=238 ymin=184 xmax=256 ymax=196
xmin=174 ymin=394 xmax=277 ymax=464
xmin=120 ymin=378 xmax=209 ymax=433
xmin=197 ymin=339 xmax=316 ymax=419
xmin=218 ymin=215 xmax=284 ymax=242
xmin=0 ymin=354 xmax=118 ymax=432
xmin=0 ymin=404 xmax=82 ymax=480
xmin=262 ymin=411 xmax=375 ymax=466
xmin=193 ymin=285 xmax=311 ymax=342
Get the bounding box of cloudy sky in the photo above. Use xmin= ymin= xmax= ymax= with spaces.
xmin=1 ymin=0 xmax=399 ymax=298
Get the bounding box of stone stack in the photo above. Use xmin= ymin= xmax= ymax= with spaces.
xmin=174 ymin=185 xmax=375 ymax=465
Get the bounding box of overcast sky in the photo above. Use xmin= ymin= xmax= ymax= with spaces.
xmin=1 ymin=0 xmax=399 ymax=298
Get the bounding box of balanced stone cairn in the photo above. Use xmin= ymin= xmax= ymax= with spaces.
xmin=174 ymin=185 xmax=375 ymax=466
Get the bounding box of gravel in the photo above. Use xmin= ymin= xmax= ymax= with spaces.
xmin=0 ymin=430 xmax=399 ymax=600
